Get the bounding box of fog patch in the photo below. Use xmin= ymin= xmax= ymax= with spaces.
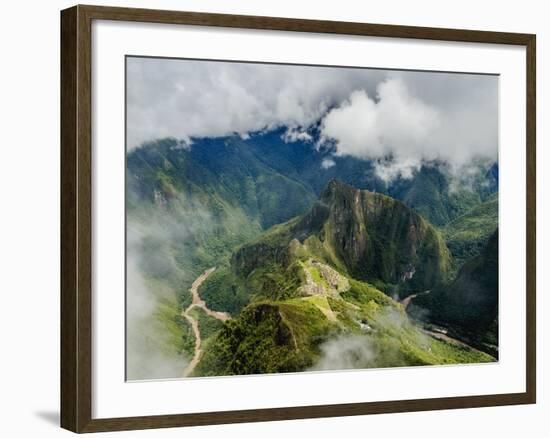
xmin=283 ymin=127 xmax=313 ymax=143
xmin=126 ymin=248 xmax=188 ymax=380
xmin=310 ymin=335 xmax=376 ymax=371
xmin=126 ymin=216 xmax=191 ymax=380
xmin=374 ymin=156 xmax=422 ymax=183
xmin=407 ymin=303 xmax=431 ymax=323
xmin=446 ymin=159 xmax=496 ymax=193
xmin=311 ymin=307 xmax=432 ymax=372
xmin=126 ymin=192 xmax=216 ymax=380
xmin=321 ymin=158 xmax=336 ymax=169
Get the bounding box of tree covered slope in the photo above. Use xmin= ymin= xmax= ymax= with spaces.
xmin=225 ymin=180 xmax=451 ymax=300
xmin=126 ymin=133 xmax=499 ymax=377
xmin=442 ymin=193 xmax=498 ymax=266
xmin=193 ymin=180 xmax=492 ymax=376
xmin=126 ymin=137 xmax=317 ymax=376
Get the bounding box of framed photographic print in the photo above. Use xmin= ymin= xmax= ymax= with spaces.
xmin=60 ymin=4 xmax=536 ymax=433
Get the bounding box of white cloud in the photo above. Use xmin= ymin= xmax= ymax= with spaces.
xmin=126 ymin=225 xmax=188 ymax=380
xmin=127 ymin=58 xmax=498 ymax=180
xmin=282 ymin=127 xmax=313 ymax=143
xmin=321 ymin=158 xmax=336 ymax=169
xmin=319 ymin=77 xmax=498 ymax=180
xmin=126 ymin=58 xmax=384 ymax=149
xmin=320 ymin=79 xmax=439 ymax=159
xmin=374 ymin=157 xmax=422 ymax=183
xmin=310 ymin=335 xmax=376 ymax=371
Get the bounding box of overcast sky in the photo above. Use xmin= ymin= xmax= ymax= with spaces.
xmin=127 ymin=57 xmax=498 ymax=178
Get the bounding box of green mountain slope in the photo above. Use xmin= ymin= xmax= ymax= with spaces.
xmin=442 ymin=193 xmax=498 ymax=266
xmin=126 ymin=133 xmax=498 ymax=378
xmin=196 ymin=262 xmax=492 ymax=376
xmin=126 ymin=137 xmax=317 ymax=376
xmin=244 ymin=129 xmax=498 ymax=227
xmin=225 ymin=180 xmax=451 ymax=301
xmin=194 ymin=181 xmax=492 ymax=376
xmin=317 ymin=179 xmax=452 ymax=292
xmin=387 ymin=163 xmax=496 ymax=226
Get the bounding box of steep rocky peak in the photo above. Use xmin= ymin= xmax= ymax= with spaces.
xmin=314 ymin=179 xmax=450 ymax=289
xmin=235 ymin=179 xmax=451 ymax=292
xmin=321 ymin=179 xmax=358 ymax=203
xmin=320 ymin=178 xmax=378 ymax=210
xmin=319 ymin=179 xmax=395 ymax=219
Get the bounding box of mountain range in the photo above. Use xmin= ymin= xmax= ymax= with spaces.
xmin=126 ymin=129 xmax=499 ymax=378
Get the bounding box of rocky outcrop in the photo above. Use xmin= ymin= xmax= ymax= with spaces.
xmin=232 ymin=179 xmax=451 ymax=293
xmin=313 ymin=180 xmax=451 ymax=290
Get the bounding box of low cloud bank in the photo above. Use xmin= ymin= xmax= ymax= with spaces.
xmin=127 ymin=59 xmax=498 ymax=182
xmin=310 ymin=335 xmax=376 ymax=371
xmin=311 ymin=307 xmax=431 ymax=371
xmin=319 ymin=78 xmax=497 ymax=182
xmin=126 ymin=220 xmax=189 ymax=381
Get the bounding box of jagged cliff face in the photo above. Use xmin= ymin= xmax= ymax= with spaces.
xmin=232 ymin=179 xmax=451 ymax=294
xmin=315 ymin=180 xmax=451 ymax=290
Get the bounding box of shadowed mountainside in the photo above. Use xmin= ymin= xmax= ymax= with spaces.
xmin=410 ymin=230 xmax=499 ymax=354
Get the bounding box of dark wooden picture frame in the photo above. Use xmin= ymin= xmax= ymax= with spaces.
xmin=61 ymin=4 xmax=536 ymax=433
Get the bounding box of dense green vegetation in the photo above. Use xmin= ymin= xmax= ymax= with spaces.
xmin=388 ymin=162 xmax=498 ymax=226
xmin=194 ymin=180 xmax=494 ymax=376
xmin=442 ymin=193 xmax=498 ymax=266
xmin=137 ymin=274 xmax=195 ymax=360
xmin=128 ymin=136 xmax=316 ymax=228
xmin=126 ymin=137 xmax=317 ymax=367
xmin=188 ymin=307 xmax=225 ymax=342
xmin=197 ymin=266 xmax=251 ymax=316
xmin=319 ymin=180 xmax=452 ymax=293
xmin=241 ymin=130 xmax=498 ymax=227
xmin=225 ymin=179 xmax=452 ymax=302
xmin=195 ymin=300 xmax=334 ymax=376
xmin=197 ymin=271 xmax=493 ymax=376
xmin=127 ymin=131 xmax=499 ymax=377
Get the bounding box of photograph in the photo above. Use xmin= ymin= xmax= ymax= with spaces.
xmin=125 ymin=57 xmax=500 ymax=380
xmin=1 ymin=0 xmax=543 ymax=435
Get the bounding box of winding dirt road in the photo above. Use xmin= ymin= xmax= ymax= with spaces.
xmin=182 ymin=267 xmax=231 ymax=377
